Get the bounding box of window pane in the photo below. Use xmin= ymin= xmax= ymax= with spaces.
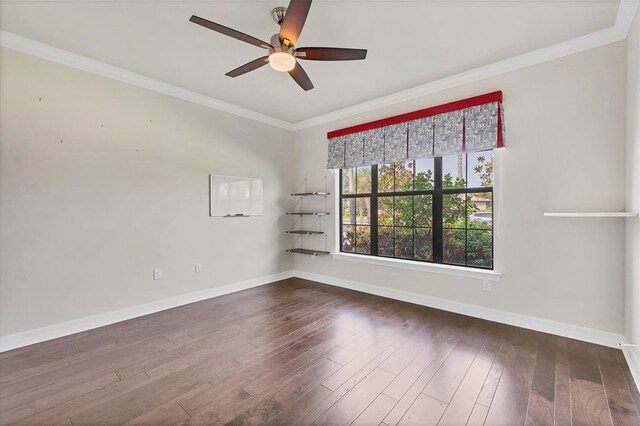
xmin=378 ymin=163 xmax=394 ymax=193
xmin=342 ymin=168 xmax=356 ymax=195
xmin=443 ymin=194 xmax=466 ymax=228
xmin=443 ymin=154 xmax=466 ymax=188
xmin=378 ymin=197 xmax=394 ymax=226
xmin=414 ymin=195 xmax=432 ymax=227
xmin=379 ymin=226 xmax=394 ymax=256
xmin=467 ymin=150 xmax=493 ymax=189
xmin=467 ymin=230 xmax=492 ymax=268
xmin=355 ymin=198 xmax=370 ymax=225
xmin=356 ymin=225 xmax=371 ymax=254
xmin=342 ymin=198 xmax=356 ymax=226
xmin=395 ymin=161 xmax=414 ymax=192
xmin=395 ymin=227 xmax=413 ymax=258
xmin=342 ymin=225 xmax=355 ymax=252
xmin=394 ymin=196 xmax=413 ymax=226
xmin=356 ymin=166 xmax=372 ymax=194
xmin=467 ymin=192 xmax=492 ymax=229
xmin=415 ymin=228 xmax=433 ymax=261
xmin=443 ymin=229 xmax=466 ymax=265
xmin=414 ymin=158 xmax=435 ymax=190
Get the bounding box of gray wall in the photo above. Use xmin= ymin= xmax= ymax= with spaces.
xmin=0 ymin=48 xmax=294 ymax=336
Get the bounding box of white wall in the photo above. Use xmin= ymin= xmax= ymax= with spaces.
xmin=0 ymin=47 xmax=294 ymax=336
xmin=293 ymin=42 xmax=628 ymax=334
xmin=625 ymin=9 xmax=640 ymax=376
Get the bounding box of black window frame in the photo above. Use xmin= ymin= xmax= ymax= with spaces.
xmin=339 ymin=155 xmax=494 ymax=270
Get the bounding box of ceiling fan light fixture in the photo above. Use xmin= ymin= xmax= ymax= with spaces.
xmin=268 ymin=51 xmax=296 ymax=72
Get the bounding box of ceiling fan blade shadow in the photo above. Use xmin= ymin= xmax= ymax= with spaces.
xmin=190 ymin=15 xmax=272 ymax=49
xmin=296 ymin=47 xmax=367 ymax=61
xmin=288 ymin=62 xmax=314 ymax=91
xmin=279 ymin=0 xmax=312 ymax=46
xmin=225 ymin=56 xmax=269 ymax=77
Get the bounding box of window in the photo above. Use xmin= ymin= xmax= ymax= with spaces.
xmin=340 ymin=150 xmax=493 ymax=269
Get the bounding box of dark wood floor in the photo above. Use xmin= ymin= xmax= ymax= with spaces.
xmin=1 ymin=278 xmax=639 ymax=425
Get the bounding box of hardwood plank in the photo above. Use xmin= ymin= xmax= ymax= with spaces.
xmin=422 ymin=323 xmax=490 ymax=403
xmin=352 ymin=393 xmax=398 ymax=426
xmin=383 ymin=320 xmax=471 ymax=402
xmin=322 ymin=316 xmax=425 ymax=391
xmin=466 ymin=403 xmax=489 ymax=425
xmin=266 ymin=384 xmax=333 ymax=425
xmin=525 ymin=333 xmax=557 ymax=425
xmin=437 ymin=331 xmax=503 ymax=425
xmin=553 ymin=336 xmax=572 ymax=426
xmin=0 ymin=372 xmax=120 ymax=424
xmin=383 ymin=341 xmax=457 ymax=425
xmin=313 ymin=367 xmax=396 ymax=425
xmin=284 ymin=339 xmax=406 ymax=424
xmin=122 ymin=402 xmax=190 ymax=425
xmin=484 ymin=328 xmax=539 ymax=425
xmin=597 ymin=346 xmax=640 ymax=425
xmin=378 ymin=318 xmax=444 ymax=375
xmin=616 ymin=349 xmax=640 ymax=411
xmin=398 ymin=393 xmax=447 ymax=425
xmin=13 ymin=373 xmax=151 ymax=425
xmin=68 ymin=357 xmax=240 ymax=425
xmin=224 ymin=358 xmax=343 ymax=425
xmin=567 ymin=339 xmax=612 ymax=426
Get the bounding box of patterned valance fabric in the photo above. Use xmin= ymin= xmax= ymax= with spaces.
xmin=326 ymin=99 xmax=505 ymax=170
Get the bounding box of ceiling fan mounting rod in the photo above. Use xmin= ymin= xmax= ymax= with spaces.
xmin=271 ymin=7 xmax=287 ymax=26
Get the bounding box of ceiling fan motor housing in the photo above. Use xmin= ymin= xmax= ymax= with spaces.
xmin=268 ymin=33 xmax=296 ymax=71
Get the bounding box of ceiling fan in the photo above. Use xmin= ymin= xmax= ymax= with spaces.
xmin=189 ymin=0 xmax=367 ymax=91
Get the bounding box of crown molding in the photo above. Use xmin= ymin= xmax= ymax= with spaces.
xmin=291 ymin=0 xmax=639 ymax=131
xmin=617 ymin=0 xmax=640 ymax=38
xmin=1 ymin=0 xmax=637 ymax=132
xmin=0 ymin=30 xmax=296 ymax=131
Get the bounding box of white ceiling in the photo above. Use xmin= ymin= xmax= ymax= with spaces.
xmin=0 ymin=1 xmax=621 ymax=123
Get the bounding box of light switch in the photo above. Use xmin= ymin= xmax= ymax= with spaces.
xmin=195 ymin=263 xmax=202 ymax=273
xmin=153 ymin=268 xmax=163 ymax=280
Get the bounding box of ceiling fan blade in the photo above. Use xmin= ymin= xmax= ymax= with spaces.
xmin=190 ymin=15 xmax=272 ymax=49
xmin=296 ymin=47 xmax=367 ymax=61
xmin=289 ymin=62 xmax=314 ymax=91
xmin=279 ymin=0 xmax=312 ymax=46
xmin=225 ymin=56 xmax=269 ymax=78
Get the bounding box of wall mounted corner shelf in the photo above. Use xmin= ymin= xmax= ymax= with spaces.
xmin=291 ymin=192 xmax=331 ymax=196
xmin=286 ymin=248 xmax=330 ymax=256
xmin=287 ymin=177 xmax=330 ymax=256
xmin=286 ymin=230 xmax=325 ymax=235
xmin=285 ymin=212 xmax=330 ymax=216
xmin=543 ymin=212 xmax=638 ymax=218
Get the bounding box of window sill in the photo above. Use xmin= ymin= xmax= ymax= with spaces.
xmin=331 ymin=253 xmax=502 ymax=282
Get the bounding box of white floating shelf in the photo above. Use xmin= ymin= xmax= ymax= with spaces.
xmin=544 ymin=212 xmax=638 ymax=218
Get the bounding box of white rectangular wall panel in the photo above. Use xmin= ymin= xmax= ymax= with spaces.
xmin=209 ymin=174 xmax=263 ymax=217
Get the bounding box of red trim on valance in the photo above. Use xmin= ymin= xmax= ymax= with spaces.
xmin=497 ymin=102 xmax=504 ymax=148
xmin=327 ymin=90 xmax=503 ymax=139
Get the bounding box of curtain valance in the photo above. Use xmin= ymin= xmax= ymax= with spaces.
xmin=326 ymin=91 xmax=505 ymax=169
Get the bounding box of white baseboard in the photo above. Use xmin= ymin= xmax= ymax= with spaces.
xmin=0 ymin=271 xmax=293 ymax=352
xmin=292 ymin=270 xmax=627 ymax=349
xmin=623 ymin=346 xmax=640 ymax=391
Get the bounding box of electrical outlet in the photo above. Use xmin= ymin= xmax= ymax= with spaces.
xmin=153 ymin=268 xmax=163 ymax=280
xmin=482 ymin=279 xmax=492 ymax=292
xmin=195 ymin=263 xmax=202 ymax=273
